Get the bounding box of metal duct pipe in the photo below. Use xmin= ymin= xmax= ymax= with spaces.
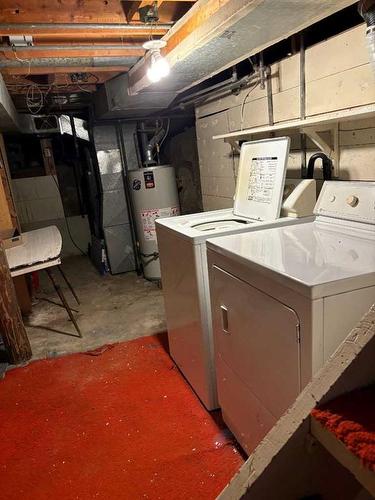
xmin=0 ymin=56 xmax=139 ymax=68
xmin=0 ymin=23 xmax=173 ymax=32
xmin=173 ymin=72 xmax=260 ymax=110
xmin=0 ymin=44 xmax=145 ymax=51
xmin=176 ymin=70 xmax=238 ymax=104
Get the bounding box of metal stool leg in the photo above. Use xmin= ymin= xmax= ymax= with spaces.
xmin=46 ymin=268 xmax=82 ymax=338
xmin=57 ymin=265 xmax=80 ymax=305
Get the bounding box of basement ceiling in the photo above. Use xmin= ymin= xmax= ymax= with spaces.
xmin=0 ymin=0 xmax=196 ymax=112
xmin=0 ymin=0 xmax=359 ymax=117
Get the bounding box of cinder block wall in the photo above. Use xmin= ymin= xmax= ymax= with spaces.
xmin=195 ymin=24 xmax=375 ymax=211
xmin=12 ymin=175 xmax=90 ymax=257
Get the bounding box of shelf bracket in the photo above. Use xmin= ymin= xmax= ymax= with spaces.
xmin=301 ymin=123 xmax=340 ymax=178
xmin=225 ymin=137 xmax=241 ymax=154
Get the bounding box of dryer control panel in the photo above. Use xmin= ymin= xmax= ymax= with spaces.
xmin=314 ymin=181 xmax=375 ymax=225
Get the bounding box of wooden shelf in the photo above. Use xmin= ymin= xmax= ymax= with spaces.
xmin=212 ymin=104 xmax=375 ymax=142
xmin=311 ymin=417 xmax=375 ymax=497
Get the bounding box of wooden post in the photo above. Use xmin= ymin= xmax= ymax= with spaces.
xmin=0 ymin=241 xmax=32 ymax=363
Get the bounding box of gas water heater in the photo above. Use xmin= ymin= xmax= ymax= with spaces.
xmin=129 ymin=165 xmax=180 ymax=280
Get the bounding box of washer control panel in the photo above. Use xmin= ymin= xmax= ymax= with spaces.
xmin=314 ymin=181 xmax=375 ymax=224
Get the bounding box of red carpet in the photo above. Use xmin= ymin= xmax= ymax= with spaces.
xmin=0 ymin=334 xmax=243 ymax=499
xmin=312 ymin=385 xmax=375 ymax=471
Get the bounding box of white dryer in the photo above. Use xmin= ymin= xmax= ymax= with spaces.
xmin=156 ymin=137 xmax=316 ymax=410
xmin=207 ymin=181 xmax=375 ymax=454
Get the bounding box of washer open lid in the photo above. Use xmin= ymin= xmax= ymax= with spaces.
xmin=233 ymin=137 xmax=290 ymax=221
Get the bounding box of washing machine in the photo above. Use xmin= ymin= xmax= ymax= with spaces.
xmin=207 ymin=180 xmax=375 ymax=454
xmin=156 ymin=137 xmax=317 ymax=410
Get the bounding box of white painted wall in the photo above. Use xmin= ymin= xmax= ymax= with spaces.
xmin=12 ymin=176 xmax=91 ymax=257
xmin=196 ymin=24 xmax=375 ymax=210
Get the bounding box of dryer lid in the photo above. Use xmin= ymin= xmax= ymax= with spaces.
xmin=233 ymin=137 xmax=290 ymax=221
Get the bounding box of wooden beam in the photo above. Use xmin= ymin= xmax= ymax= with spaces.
xmin=3 ymin=71 xmax=119 ymax=85
xmin=0 ymin=66 xmax=129 ymax=75
xmin=0 ymin=25 xmax=169 ymax=37
xmin=0 ymin=241 xmax=32 ymax=364
xmin=7 ymin=84 xmax=98 ymax=94
xmin=0 ymin=48 xmax=145 ymax=59
xmin=0 ymin=0 xmax=127 ymax=24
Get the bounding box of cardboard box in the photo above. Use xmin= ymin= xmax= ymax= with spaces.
xmin=0 ymin=227 xmax=23 ymax=249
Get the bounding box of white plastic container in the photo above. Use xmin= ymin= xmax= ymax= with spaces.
xmin=129 ymin=165 xmax=180 ymax=280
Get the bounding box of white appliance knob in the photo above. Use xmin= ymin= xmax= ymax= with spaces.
xmin=329 ymin=195 xmax=336 ymax=203
xmin=346 ymin=195 xmax=359 ymax=207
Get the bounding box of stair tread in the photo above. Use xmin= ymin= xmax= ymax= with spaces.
xmin=311 ymin=385 xmax=375 ymax=495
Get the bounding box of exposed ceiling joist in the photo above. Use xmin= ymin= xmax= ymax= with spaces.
xmin=1 ymin=66 xmax=129 ymax=75
xmin=0 ymin=0 xmax=131 ymax=23
xmin=0 ymin=23 xmax=171 ymax=37
xmin=0 ymin=46 xmax=145 ymax=59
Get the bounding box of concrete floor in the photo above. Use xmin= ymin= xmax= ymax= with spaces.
xmin=25 ymin=256 xmax=166 ymax=360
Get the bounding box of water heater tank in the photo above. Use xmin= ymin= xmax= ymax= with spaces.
xmin=129 ymin=165 xmax=180 ymax=280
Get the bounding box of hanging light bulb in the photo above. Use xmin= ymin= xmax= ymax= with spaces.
xmin=143 ymin=40 xmax=170 ymax=83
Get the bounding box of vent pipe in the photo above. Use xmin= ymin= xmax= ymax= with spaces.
xmin=359 ymin=0 xmax=375 ymax=74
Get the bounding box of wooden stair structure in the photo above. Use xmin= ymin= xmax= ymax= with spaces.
xmin=311 ymin=389 xmax=375 ymax=497
xmin=219 ymin=305 xmax=375 ymax=500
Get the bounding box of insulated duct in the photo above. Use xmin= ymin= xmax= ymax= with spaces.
xmin=0 ymin=74 xmax=21 ymax=131
xmin=95 ymin=0 xmax=356 ymax=119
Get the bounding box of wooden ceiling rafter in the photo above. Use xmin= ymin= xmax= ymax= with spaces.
xmin=1 ymin=65 xmax=129 ymax=75
xmin=0 ymin=47 xmax=145 ymax=59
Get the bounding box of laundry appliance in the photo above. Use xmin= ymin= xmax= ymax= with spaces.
xmin=207 ymin=180 xmax=375 ymax=454
xmin=156 ymin=137 xmax=317 ymax=410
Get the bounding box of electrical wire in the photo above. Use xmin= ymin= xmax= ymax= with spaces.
xmin=11 ymin=47 xmax=31 ymax=76
xmin=159 ymin=118 xmax=170 ymax=148
xmin=240 ymin=81 xmax=260 ymax=130
xmin=26 ymin=84 xmax=44 ymax=114
xmin=231 ymin=145 xmax=237 ymax=183
xmin=51 ymin=174 xmax=88 ymax=256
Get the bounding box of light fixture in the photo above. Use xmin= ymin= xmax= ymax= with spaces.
xmin=143 ymin=40 xmax=170 ymax=83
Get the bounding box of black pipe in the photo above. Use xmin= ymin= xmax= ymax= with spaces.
xmin=307 ymin=153 xmax=333 ymax=180
xmin=300 ymin=32 xmax=306 ymax=120
xmin=69 ymin=115 xmax=85 ymax=216
xmin=173 ymin=72 xmax=259 ymax=110
xmin=266 ymin=66 xmax=274 ymax=126
xmin=116 ymin=123 xmax=143 ymax=275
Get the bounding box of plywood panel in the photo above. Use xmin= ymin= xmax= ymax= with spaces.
xmin=339 ymin=145 xmax=375 ymax=180
xmin=306 ymin=64 xmax=375 ymax=116
xmin=340 ymin=128 xmax=375 ymax=146
xmin=305 ymin=25 xmax=369 ymax=83
xmin=228 ymin=97 xmax=269 ymax=131
xmin=340 ymin=117 xmax=375 ymax=130
xmin=196 ymin=82 xmax=267 ymax=119
xmin=202 ymin=194 xmax=233 ymax=211
xmin=272 ymin=55 xmax=300 ymax=92
xmin=201 ymin=175 xmax=235 ymax=197
xmin=273 ymin=87 xmax=300 ymax=123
